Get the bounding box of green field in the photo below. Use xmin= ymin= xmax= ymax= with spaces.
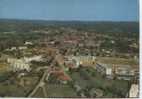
xmin=33 ymin=84 xmax=77 ymax=98
xmin=96 ymin=57 xmax=138 ymax=66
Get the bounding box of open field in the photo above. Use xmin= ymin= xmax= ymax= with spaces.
xmin=46 ymin=84 xmax=77 ymax=98
xmin=96 ymin=57 xmax=138 ymax=67
xmin=32 ymin=84 xmax=77 ymax=98
xmin=0 ymin=63 xmax=9 ymax=73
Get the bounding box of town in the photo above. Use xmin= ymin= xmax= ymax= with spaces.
xmin=0 ymin=20 xmax=139 ymax=98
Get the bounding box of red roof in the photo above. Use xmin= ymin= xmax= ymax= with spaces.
xmin=49 ymin=66 xmax=71 ymax=81
xmin=51 ymin=70 xmax=71 ymax=81
xmin=67 ymin=63 xmax=76 ymax=69
xmin=58 ymin=74 xmax=71 ymax=81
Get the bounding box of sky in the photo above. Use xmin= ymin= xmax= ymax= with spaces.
xmin=0 ymin=0 xmax=139 ymax=21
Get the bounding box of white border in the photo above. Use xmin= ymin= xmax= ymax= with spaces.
xmin=140 ymin=0 xmax=142 ymax=98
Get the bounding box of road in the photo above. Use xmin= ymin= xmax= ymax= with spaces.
xmin=28 ymin=69 xmax=51 ymax=97
xmin=28 ymin=52 xmax=70 ymax=97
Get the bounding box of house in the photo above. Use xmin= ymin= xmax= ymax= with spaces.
xmin=129 ymin=84 xmax=139 ymax=98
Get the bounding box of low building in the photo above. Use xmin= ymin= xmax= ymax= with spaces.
xmin=18 ymin=46 xmax=27 ymax=50
xmin=7 ymin=58 xmax=31 ymax=72
xmin=24 ymin=41 xmax=33 ymax=45
xmin=66 ymin=55 xmax=96 ymax=68
xmin=0 ymin=54 xmax=9 ymax=62
xmin=5 ymin=47 xmax=17 ymax=51
xmin=96 ymin=62 xmax=138 ymax=80
xmin=23 ymin=55 xmax=43 ymax=63
xmin=115 ymin=65 xmax=136 ymax=80
xmin=90 ymin=88 xmax=103 ymax=98
xmin=51 ymin=69 xmax=71 ymax=84
xmin=96 ymin=63 xmax=113 ymax=79
xmin=129 ymin=84 xmax=139 ymax=98
xmin=74 ymin=83 xmax=82 ymax=92
xmin=64 ymin=58 xmax=79 ymax=69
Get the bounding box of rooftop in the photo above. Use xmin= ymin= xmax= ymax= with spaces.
xmin=129 ymin=84 xmax=139 ymax=98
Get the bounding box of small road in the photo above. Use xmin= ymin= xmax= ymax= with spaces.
xmin=28 ymin=69 xmax=51 ymax=97
xmin=35 ymin=66 xmax=49 ymax=72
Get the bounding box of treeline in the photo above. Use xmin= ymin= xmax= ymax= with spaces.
xmin=0 ymin=19 xmax=139 ymax=35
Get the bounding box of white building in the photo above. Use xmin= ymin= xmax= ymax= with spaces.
xmin=23 ymin=55 xmax=43 ymax=63
xmin=64 ymin=58 xmax=79 ymax=69
xmin=7 ymin=58 xmax=31 ymax=72
xmin=5 ymin=47 xmax=17 ymax=51
xmin=115 ymin=65 xmax=136 ymax=80
xmin=24 ymin=41 xmax=33 ymax=45
xmin=18 ymin=46 xmax=27 ymax=50
xmin=129 ymin=84 xmax=139 ymax=98
xmin=67 ymin=55 xmax=96 ymax=67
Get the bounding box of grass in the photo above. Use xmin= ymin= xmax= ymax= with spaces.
xmin=45 ymin=84 xmax=77 ymax=98
xmin=0 ymin=63 xmax=9 ymax=73
xmin=0 ymin=83 xmax=26 ymax=97
xmin=32 ymin=88 xmax=44 ymax=98
xmin=70 ymin=72 xmax=89 ymax=89
xmin=96 ymin=57 xmax=138 ymax=66
xmin=0 ymin=75 xmax=39 ymax=97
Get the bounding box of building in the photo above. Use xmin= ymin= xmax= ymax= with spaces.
xmin=50 ymin=68 xmax=71 ymax=84
xmin=5 ymin=47 xmax=17 ymax=51
xmin=90 ymin=88 xmax=103 ymax=97
xmin=96 ymin=62 xmax=138 ymax=80
xmin=18 ymin=46 xmax=27 ymax=50
xmin=7 ymin=58 xmax=31 ymax=72
xmin=64 ymin=57 xmax=79 ymax=69
xmin=66 ymin=55 xmax=96 ymax=68
xmin=24 ymin=41 xmax=33 ymax=45
xmin=129 ymin=84 xmax=139 ymax=98
xmin=115 ymin=65 xmax=136 ymax=80
xmin=23 ymin=55 xmax=43 ymax=63
xmin=96 ymin=63 xmax=113 ymax=79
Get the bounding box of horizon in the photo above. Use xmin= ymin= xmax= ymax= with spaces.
xmin=0 ymin=18 xmax=139 ymax=23
xmin=0 ymin=0 xmax=139 ymax=21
